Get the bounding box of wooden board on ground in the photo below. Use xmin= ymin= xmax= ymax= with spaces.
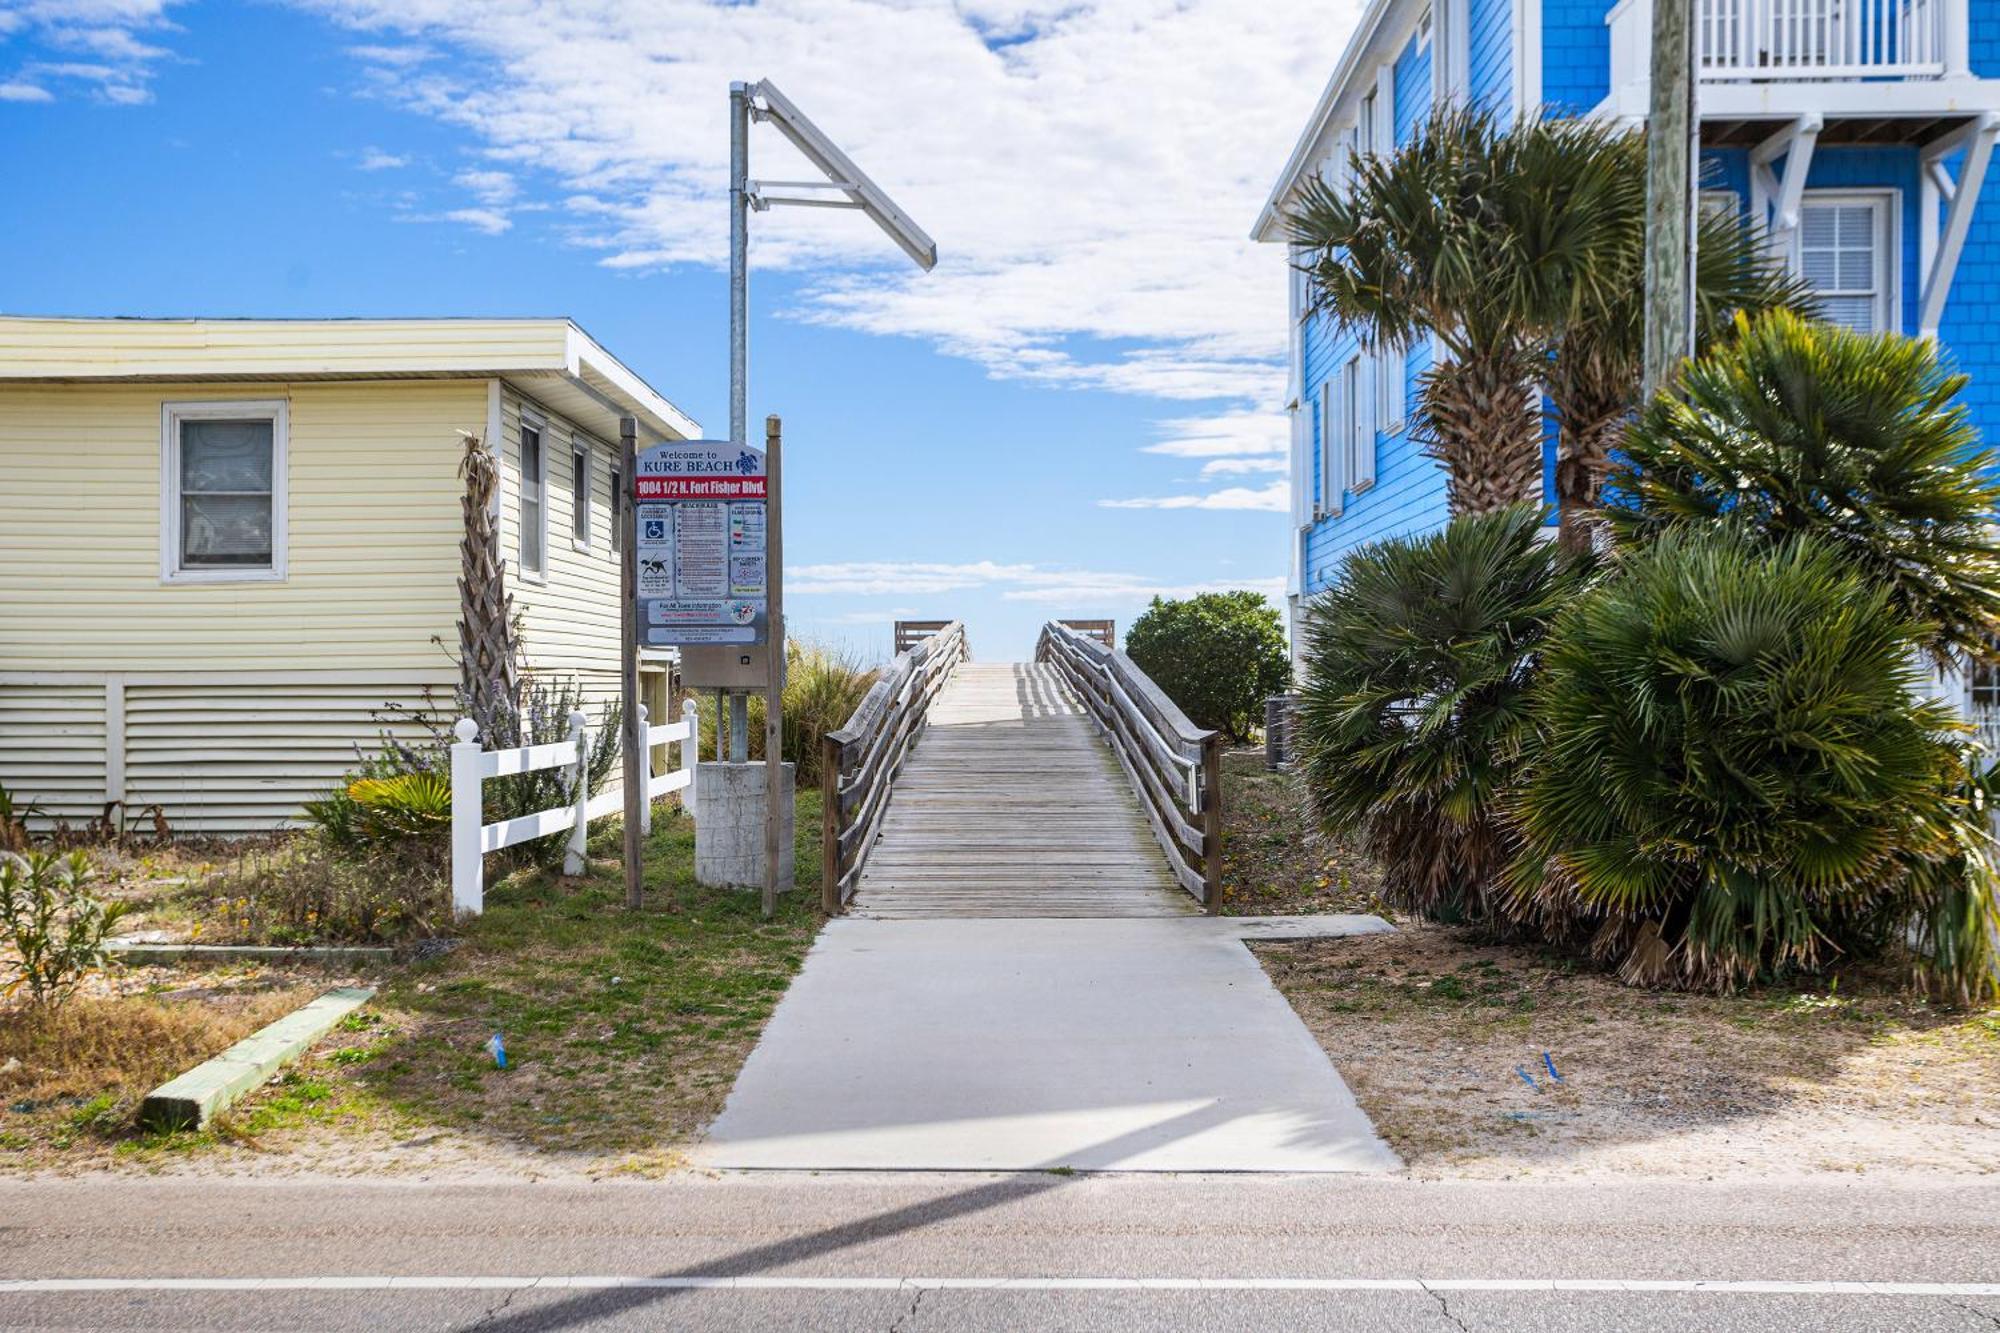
xmin=851 ymin=661 xmax=1196 ymax=919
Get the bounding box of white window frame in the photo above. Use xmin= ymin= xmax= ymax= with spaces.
xmin=608 ymin=461 xmax=623 ymax=554
xmin=570 ymin=436 xmax=593 ymax=552
xmin=159 ymin=398 xmax=289 ymax=585
xmin=1792 ymin=189 xmax=1899 ymax=335
xmin=1376 ymin=342 xmax=1407 ymax=434
xmin=1417 ymin=8 xmax=1433 ymax=52
xmin=519 ymin=411 xmax=549 ymax=583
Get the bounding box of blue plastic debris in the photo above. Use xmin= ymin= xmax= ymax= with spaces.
xmin=1543 ymin=1052 xmax=1564 ymax=1083
xmin=1515 ymin=1065 xmax=1540 ymax=1092
xmin=486 ymin=1033 xmax=507 ymax=1069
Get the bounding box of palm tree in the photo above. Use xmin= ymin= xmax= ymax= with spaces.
xmin=1288 ymin=108 xmax=1634 ymax=516
xmin=1289 ymin=109 xmax=1806 ymax=543
xmin=1542 ymin=134 xmax=1810 ymax=549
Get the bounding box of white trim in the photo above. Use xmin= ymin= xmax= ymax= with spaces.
xmin=103 ymin=675 xmax=125 ymax=805
xmin=518 ymin=415 xmax=549 ymax=584
xmin=570 ymin=435 xmax=594 ymax=552
xmin=484 ymin=378 xmax=503 ymax=524
xmin=0 ymin=669 xmax=450 ymax=687
xmin=1514 ymin=0 xmax=1542 ymax=117
xmin=158 ymin=398 xmax=289 ymax=585
xmin=1749 ymin=113 xmax=1822 ymax=254
xmin=1792 ymin=189 xmax=1901 ymax=334
xmin=1345 ymin=355 xmax=1376 ymax=493
xmin=1919 ymin=113 xmax=1999 ymax=338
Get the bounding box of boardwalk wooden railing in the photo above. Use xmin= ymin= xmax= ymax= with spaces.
xmin=1035 ymin=620 xmax=1223 ymax=913
xmin=821 ymin=620 xmax=970 ymax=911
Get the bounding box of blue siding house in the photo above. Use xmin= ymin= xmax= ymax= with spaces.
xmin=1251 ymin=0 xmax=2000 ymax=683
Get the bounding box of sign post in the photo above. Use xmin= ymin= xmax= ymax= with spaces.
xmin=619 ymin=416 xmax=643 ymax=911
xmin=762 ymin=415 xmax=784 ymax=919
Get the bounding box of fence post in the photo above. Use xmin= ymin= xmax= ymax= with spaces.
xmin=450 ymin=718 xmax=484 ymax=916
xmin=637 ymin=703 xmax=653 ymax=838
xmin=681 ymin=698 xmax=701 ymax=819
xmin=1201 ymin=733 xmax=1224 ymax=916
xmin=564 ymin=709 xmax=590 ymax=876
xmin=821 ymin=733 xmax=842 ymax=914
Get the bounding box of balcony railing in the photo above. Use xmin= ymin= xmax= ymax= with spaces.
xmin=1609 ymin=0 xmax=1961 ymax=87
xmin=1702 ymin=0 xmax=1943 ymax=79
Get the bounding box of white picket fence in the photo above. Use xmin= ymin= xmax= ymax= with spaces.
xmin=449 ymin=700 xmax=699 ymax=914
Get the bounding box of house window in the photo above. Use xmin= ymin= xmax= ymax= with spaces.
xmin=520 ymin=418 xmax=546 ymax=578
xmin=1417 ymin=9 xmax=1433 ymax=50
xmin=161 ymin=400 xmax=287 ymax=582
xmin=1795 ymin=194 xmax=1893 ymax=334
xmin=1360 ymin=88 xmax=1378 ymax=159
xmin=571 ymin=438 xmax=591 ymax=549
xmin=609 ymin=464 xmax=623 ymax=553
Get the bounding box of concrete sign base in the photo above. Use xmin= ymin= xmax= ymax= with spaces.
xmin=694 ymin=761 xmax=795 ymax=889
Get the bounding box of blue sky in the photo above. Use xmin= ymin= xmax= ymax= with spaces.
xmin=0 ymin=0 xmax=1359 ymax=660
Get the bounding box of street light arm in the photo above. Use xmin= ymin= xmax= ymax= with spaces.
xmin=748 ymin=78 xmax=939 ymax=271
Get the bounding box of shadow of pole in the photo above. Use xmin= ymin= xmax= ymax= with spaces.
xmin=474 ymin=1101 xmax=1247 ymax=1332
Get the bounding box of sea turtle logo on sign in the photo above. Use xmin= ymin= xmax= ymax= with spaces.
xmin=631 ymin=440 xmax=768 ymax=646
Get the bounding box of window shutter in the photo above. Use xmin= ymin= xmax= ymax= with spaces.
xmin=1320 ymin=378 xmax=1344 ymax=517
xmin=1348 ymin=358 xmax=1376 ymax=493
xmin=1376 ymin=342 xmax=1405 ymax=433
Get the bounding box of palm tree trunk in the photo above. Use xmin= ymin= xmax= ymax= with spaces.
xmin=1554 ymin=411 xmax=1625 ymax=552
xmin=1418 ymin=354 xmax=1545 ymax=517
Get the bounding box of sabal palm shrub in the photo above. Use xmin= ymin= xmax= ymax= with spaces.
xmin=1508 ymin=526 xmax=1999 ymax=998
xmin=1296 ymin=504 xmax=1594 ymax=918
xmin=1608 ymin=310 xmax=2000 ymax=665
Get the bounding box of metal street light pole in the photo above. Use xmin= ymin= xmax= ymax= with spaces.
xmin=727 ymin=81 xmax=753 ymax=765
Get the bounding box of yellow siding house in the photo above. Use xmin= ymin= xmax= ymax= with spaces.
xmin=0 ymin=316 xmax=697 ymax=832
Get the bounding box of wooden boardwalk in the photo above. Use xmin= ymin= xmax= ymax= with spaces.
xmin=852 ymin=662 xmax=1195 ymax=918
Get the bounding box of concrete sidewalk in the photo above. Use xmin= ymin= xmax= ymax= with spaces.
xmin=695 ymin=916 xmax=1400 ymax=1173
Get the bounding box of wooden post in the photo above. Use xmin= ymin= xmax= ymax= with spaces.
xmin=450 ymin=717 xmax=484 ymax=916
xmin=821 ymin=734 xmax=842 ymax=914
xmin=619 ymin=415 xmax=644 ymax=910
xmin=1201 ymin=734 xmax=1224 ymax=915
xmin=1643 ymin=0 xmax=1697 ymax=399
xmin=762 ymin=415 xmax=784 ymax=920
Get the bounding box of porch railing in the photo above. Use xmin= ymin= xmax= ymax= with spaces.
xmin=1610 ymin=0 xmax=1954 ymax=85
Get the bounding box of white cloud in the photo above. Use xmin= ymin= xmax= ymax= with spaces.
xmin=0 ymin=0 xmax=183 ymax=103
xmin=1200 ymin=456 xmax=1289 ymax=475
xmin=356 ymin=145 xmax=408 ymax=170
xmin=791 ymin=558 xmax=1284 ymax=605
xmin=439 ymin=206 xmax=510 ymax=234
xmin=286 ymin=0 xmax=1355 ymax=510
xmin=453 ymin=167 xmax=517 ymax=204
xmin=1098 ymin=481 xmax=1290 ymax=511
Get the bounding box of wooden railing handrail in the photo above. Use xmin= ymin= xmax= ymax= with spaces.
xmin=821 ymin=619 xmax=969 ymax=912
xmin=1036 ymin=620 xmax=1223 ymax=913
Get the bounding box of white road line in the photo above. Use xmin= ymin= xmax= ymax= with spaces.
xmin=0 ymin=1277 xmax=1994 ymax=1297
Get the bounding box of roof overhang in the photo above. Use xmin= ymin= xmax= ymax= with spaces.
xmin=0 ymin=316 xmax=699 ymax=443
xmin=1250 ymin=0 xmax=1415 ymax=244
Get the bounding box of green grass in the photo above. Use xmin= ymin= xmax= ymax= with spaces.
xmin=9 ymin=792 xmax=826 ymax=1167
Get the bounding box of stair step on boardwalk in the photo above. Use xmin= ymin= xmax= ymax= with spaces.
xmin=852 ymin=661 xmax=1196 ymax=919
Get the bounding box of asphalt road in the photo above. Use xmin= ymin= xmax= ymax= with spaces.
xmin=2 ymin=1172 xmax=1996 ymax=1330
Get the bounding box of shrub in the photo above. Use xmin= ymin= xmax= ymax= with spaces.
xmin=697 ymin=640 xmax=880 ymax=786
xmin=1123 ymin=592 xmax=1292 ymax=743
xmin=304 ymin=673 xmax=621 ymax=869
xmin=196 ymin=836 xmax=448 ymax=945
xmin=1297 ymin=505 xmax=1593 ymax=919
xmin=0 ymin=851 xmax=129 ymax=1010
xmin=1608 ymin=310 xmax=2000 ymax=665
xmin=1509 ymin=527 xmax=2000 ymax=997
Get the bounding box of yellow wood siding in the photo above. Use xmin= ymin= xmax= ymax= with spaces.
xmin=0 ymin=680 xmax=106 ymax=824
xmin=0 ymin=318 xmax=571 ymax=380
xmin=0 ymin=379 xmax=481 ymax=671
xmin=498 ymin=385 xmax=626 ymax=695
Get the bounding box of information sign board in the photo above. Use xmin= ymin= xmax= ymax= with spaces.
xmin=631 ymin=439 xmax=768 ymax=646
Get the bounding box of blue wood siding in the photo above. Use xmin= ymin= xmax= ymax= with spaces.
xmin=1469 ymin=0 xmax=1515 ymax=111
xmin=1298 ymin=23 xmax=1453 ymax=596
xmin=1541 ymin=0 xmax=1610 ymax=113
